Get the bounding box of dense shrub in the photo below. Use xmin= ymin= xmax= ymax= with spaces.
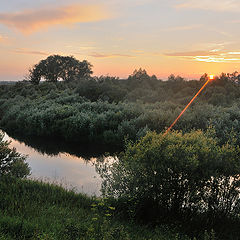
xmin=0 ymin=132 xmax=30 ymax=178
xmin=1 ymin=74 xmax=240 ymax=150
xmin=98 ymin=130 xmax=240 ymax=228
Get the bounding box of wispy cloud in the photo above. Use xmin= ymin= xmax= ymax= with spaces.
xmin=195 ymin=42 xmax=234 ymax=51
xmin=162 ymin=24 xmax=202 ymax=32
xmin=0 ymin=4 xmax=110 ymax=34
xmin=131 ymin=50 xmax=145 ymax=55
xmin=78 ymin=46 xmax=96 ymax=50
xmin=165 ymin=49 xmax=240 ymax=63
xmin=209 ymin=29 xmax=233 ymax=37
xmin=228 ymin=52 xmax=240 ymax=55
xmin=89 ymin=52 xmax=134 ymax=58
xmin=176 ymin=0 xmax=240 ymax=12
xmin=0 ymin=34 xmax=8 ymax=42
xmin=65 ymin=45 xmax=95 ymax=50
xmin=193 ymin=56 xmax=240 ymax=63
xmin=164 ymin=50 xmax=220 ymax=57
xmin=13 ymin=48 xmax=49 ymax=56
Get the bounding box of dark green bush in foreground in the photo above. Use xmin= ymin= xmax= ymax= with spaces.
xmin=97 ymin=130 xmax=240 ymax=238
xmin=0 ymin=132 xmax=30 ymax=178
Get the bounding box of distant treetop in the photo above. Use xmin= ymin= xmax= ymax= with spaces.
xmin=128 ymin=68 xmax=157 ymax=81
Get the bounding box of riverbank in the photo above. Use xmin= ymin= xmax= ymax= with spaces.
xmin=0 ymin=177 xmax=190 ymax=240
xmin=2 ymin=131 xmax=102 ymax=196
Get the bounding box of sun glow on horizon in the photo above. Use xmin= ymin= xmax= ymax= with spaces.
xmin=209 ymin=74 xmax=214 ymax=80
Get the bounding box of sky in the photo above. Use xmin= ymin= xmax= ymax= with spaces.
xmin=1 ymin=0 xmax=240 ymax=80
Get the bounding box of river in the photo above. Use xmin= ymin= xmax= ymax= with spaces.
xmin=2 ymin=131 xmax=102 ymax=196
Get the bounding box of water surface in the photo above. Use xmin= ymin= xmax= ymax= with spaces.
xmin=3 ymin=132 xmax=102 ymax=196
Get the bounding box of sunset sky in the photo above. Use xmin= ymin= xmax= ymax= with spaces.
xmin=1 ymin=0 xmax=240 ymax=80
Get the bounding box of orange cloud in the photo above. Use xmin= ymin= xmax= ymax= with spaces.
xmin=165 ymin=49 xmax=240 ymax=63
xmin=13 ymin=48 xmax=49 ymax=56
xmin=89 ymin=52 xmax=134 ymax=58
xmin=0 ymin=4 xmax=110 ymax=34
xmin=193 ymin=56 xmax=240 ymax=63
xmin=164 ymin=50 xmax=220 ymax=57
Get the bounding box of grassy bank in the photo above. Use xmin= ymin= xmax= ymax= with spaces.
xmin=0 ymin=177 xmax=191 ymax=240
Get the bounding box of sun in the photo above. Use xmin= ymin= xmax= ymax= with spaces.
xmin=209 ymin=74 xmax=214 ymax=80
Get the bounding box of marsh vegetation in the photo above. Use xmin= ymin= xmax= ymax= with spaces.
xmin=1 ymin=59 xmax=240 ymax=239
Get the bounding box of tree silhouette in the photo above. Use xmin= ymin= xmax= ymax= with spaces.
xmin=29 ymin=55 xmax=93 ymax=84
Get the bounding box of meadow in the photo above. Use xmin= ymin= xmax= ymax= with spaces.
xmin=0 ymin=176 xmax=194 ymax=240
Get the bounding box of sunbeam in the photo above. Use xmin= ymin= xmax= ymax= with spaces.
xmin=163 ymin=75 xmax=214 ymax=136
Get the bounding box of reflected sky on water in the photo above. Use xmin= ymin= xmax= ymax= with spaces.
xmin=3 ymin=132 xmax=102 ymax=196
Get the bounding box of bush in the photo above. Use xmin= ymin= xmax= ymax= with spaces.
xmin=98 ymin=130 xmax=240 ymax=226
xmin=0 ymin=132 xmax=30 ymax=178
xmin=2 ymin=77 xmax=240 ymax=151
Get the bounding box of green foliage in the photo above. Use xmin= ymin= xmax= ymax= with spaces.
xmin=97 ymin=130 xmax=240 ymax=235
xmin=75 ymin=78 xmax=127 ymax=103
xmin=0 ymin=132 xmax=30 ymax=178
xmin=0 ymin=177 xmax=191 ymax=240
xmin=29 ymin=55 xmax=92 ymax=84
xmin=2 ymin=76 xmax=240 ymax=150
xmin=2 ymin=72 xmax=240 ymax=238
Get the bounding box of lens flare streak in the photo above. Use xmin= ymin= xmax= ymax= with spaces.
xmin=163 ymin=79 xmax=210 ymax=136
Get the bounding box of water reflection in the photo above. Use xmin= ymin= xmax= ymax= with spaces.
xmin=2 ymin=131 xmax=103 ymax=196
xmin=4 ymin=132 xmax=116 ymax=159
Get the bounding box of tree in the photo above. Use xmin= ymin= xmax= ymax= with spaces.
xmin=129 ymin=68 xmax=149 ymax=79
xmin=29 ymin=55 xmax=93 ymax=84
xmin=0 ymin=132 xmax=30 ymax=178
xmin=168 ymin=74 xmax=175 ymax=81
xmin=200 ymin=73 xmax=208 ymax=82
xmin=127 ymin=68 xmax=159 ymax=91
xmin=168 ymin=74 xmax=184 ymax=82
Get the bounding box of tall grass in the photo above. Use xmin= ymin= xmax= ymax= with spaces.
xmin=0 ymin=177 xmax=191 ymax=240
